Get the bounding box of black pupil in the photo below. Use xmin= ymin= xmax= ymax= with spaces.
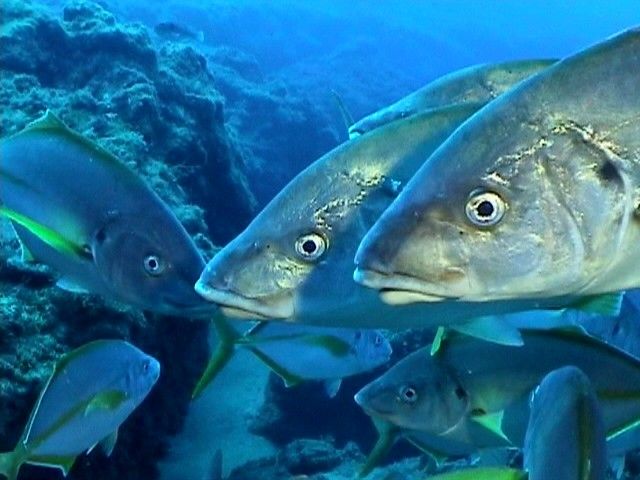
xmin=476 ymin=200 xmax=494 ymax=218
xmin=405 ymin=388 xmax=415 ymax=399
xmin=147 ymin=257 xmax=158 ymax=270
xmin=302 ymin=239 xmax=317 ymax=254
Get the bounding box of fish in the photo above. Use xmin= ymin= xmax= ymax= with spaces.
xmin=348 ymin=59 xmax=556 ymax=139
xmin=524 ymin=366 xmax=606 ymax=480
xmin=194 ymin=101 xmax=594 ymax=344
xmin=353 ymin=27 xmax=640 ymax=305
xmin=0 ymin=110 xmax=214 ymax=316
xmin=191 ymin=316 xmax=391 ymax=398
xmin=425 ymin=468 xmax=526 ymax=480
xmin=0 ymin=340 xmax=160 ymax=480
xmin=354 ymin=328 xmax=640 ymax=466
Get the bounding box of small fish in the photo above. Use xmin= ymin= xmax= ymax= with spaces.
xmin=524 ymin=366 xmax=606 ymax=480
xmin=192 ymin=316 xmax=391 ymax=398
xmin=0 ymin=340 xmax=160 ymax=480
xmin=354 ymin=329 xmax=640 ymax=466
xmin=348 ymin=59 xmax=556 ymax=138
xmin=354 ymin=27 xmax=640 ymax=305
xmin=0 ymin=111 xmax=213 ymax=316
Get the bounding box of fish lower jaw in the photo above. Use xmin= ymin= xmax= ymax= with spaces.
xmin=354 ymin=268 xmax=459 ymax=305
xmin=194 ymin=280 xmax=294 ymax=320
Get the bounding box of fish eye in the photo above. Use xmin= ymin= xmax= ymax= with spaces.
xmin=399 ymin=385 xmax=418 ymax=404
xmin=465 ymin=190 xmax=505 ymax=227
xmin=143 ymin=254 xmax=164 ymax=276
xmin=294 ymin=233 xmax=327 ymax=261
xmin=374 ymin=335 xmax=383 ymax=346
xmin=142 ymin=360 xmax=150 ymax=373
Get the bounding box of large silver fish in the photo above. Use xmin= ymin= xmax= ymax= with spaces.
xmin=348 ymin=59 xmax=556 ymax=139
xmin=354 ymin=28 xmax=640 ymax=305
xmin=354 ymin=329 xmax=640 ymax=462
xmin=524 ymin=366 xmax=606 ymax=480
xmin=0 ymin=111 xmax=213 ymax=316
xmin=0 ymin=340 xmax=160 ymax=479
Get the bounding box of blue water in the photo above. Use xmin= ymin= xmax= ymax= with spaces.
xmin=1 ymin=1 xmax=640 ymax=479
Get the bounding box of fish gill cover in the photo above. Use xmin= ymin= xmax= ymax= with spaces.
xmin=1 ymin=0 xmax=640 ymax=479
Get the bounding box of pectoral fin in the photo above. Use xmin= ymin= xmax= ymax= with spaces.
xmin=570 ymin=293 xmax=623 ymax=317
xmin=452 ymin=316 xmax=524 ymax=346
xmin=98 ymin=429 xmax=118 ymax=457
xmin=248 ymin=347 xmax=304 ymax=387
xmin=56 ymin=277 xmax=90 ymax=294
xmin=431 ymin=327 xmax=447 ymax=356
xmin=323 ymin=379 xmax=342 ymax=398
xmin=84 ymin=390 xmax=127 ymax=416
xmin=470 ymin=410 xmax=511 ymax=444
xmin=0 ymin=206 xmax=90 ymax=260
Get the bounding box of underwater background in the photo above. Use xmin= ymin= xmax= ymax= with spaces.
xmin=1 ymin=1 xmax=640 ymax=479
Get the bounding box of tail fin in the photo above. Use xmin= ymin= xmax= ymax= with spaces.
xmin=359 ymin=419 xmax=399 ymax=478
xmin=0 ymin=451 xmax=20 ymax=480
xmin=330 ymin=89 xmax=354 ymax=134
xmin=192 ymin=316 xmax=240 ymax=399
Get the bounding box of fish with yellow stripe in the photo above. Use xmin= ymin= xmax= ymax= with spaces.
xmin=354 ymin=328 xmax=640 ymax=469
xmin=0 ymin=340 xmax=159 ymax=480
xmin=0 ymin=111 xmax=213 ymax=317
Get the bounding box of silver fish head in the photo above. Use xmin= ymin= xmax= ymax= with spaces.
xmin=195 ymin=221 xmax=322 ymax=319
xmin=92 ymin=210 xmax=214 ymax=317
xmin=356 ymin=29 xmax=640 ymax=304
xmin=353 ymin=330 xmax=393 ymax=369
xmin=127 ymin=350 xmax=161 ymax=401
xmin=194 ymin=150 xmax=369 ymax=320
xmin=354 ymin=348 xmax=469 ymax=433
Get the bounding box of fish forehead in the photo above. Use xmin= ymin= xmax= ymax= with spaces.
xmin=397 ymin=28 xmax=640 ymax=208
xmin=24 ymin=341 xmax=146 ymax=445
xmin=247 ymin=105 xmax=483 ymax=239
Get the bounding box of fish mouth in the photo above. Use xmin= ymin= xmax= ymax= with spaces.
xmin=353 ymin=267 xmax=460 ymax=305
xmin=194 ymin=279 xmax=294 ymax=320
xmin=161 ymin=296 xmax=219 ymax=319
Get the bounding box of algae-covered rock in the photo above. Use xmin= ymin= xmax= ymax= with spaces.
xmin=0 ymin=0 xmax=256 ymax=244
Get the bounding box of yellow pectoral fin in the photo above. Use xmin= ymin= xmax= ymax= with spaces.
xmin=0 ymin=206 xmax=90 ymax=260
xmin=84 ymin=390 xmax=128 ymax=416
xmin=470 ymin=410 xmax=512 ymax=444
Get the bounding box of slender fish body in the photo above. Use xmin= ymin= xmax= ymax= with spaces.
xmin=0 ymin=340 xmax=160 ymax=479
xmin=355 ymin=329 xmax=640 ymax=461
xmin=192 ymin=316 xmax=391 ymax=398
xmin=524 ymin=366 xmax=606 ymax=480
xmin=348 ymin=59 xmax=556 ymax=138
xmin=0 ymin=111 xmax=213 ymax=316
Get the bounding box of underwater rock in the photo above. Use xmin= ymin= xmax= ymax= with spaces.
xmin=0 ymin=0 xmax=256 ymax=244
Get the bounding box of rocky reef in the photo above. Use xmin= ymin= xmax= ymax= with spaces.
xmin=1 ymin=0 xmax=256 ymax=244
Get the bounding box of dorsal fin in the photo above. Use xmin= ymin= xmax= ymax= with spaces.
xmin=24 ymin=110 xmax=67 ymax=131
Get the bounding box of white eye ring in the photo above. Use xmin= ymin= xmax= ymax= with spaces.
xmin=143 ymin=254 xmax=164 ymax=276
xmin=400 ymin=385 xmax=418 ymax=404
xmin=465 ymin=190 xmax=506 ymax=227
xmin=294 ymin=233 xmax=327 ymax=261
